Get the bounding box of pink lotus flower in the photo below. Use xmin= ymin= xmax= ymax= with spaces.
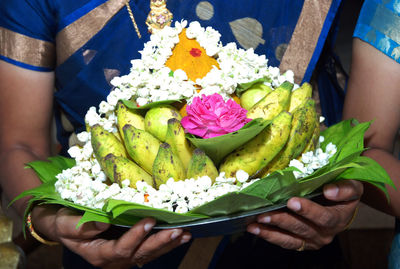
xmin=181 ymin=93 xmax=252 ymax=138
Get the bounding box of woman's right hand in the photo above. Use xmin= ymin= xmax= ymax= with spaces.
xmin=32 ymin=205 xmax=191 ymax=268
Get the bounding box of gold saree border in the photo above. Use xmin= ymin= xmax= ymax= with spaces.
xmin=0 ymin=27 xmax=55 ymax=69
xmin=279 ymin=0 xmax=333 ymax=84
xmin=56 ymin=0 xmax=127 ymax=66
xmin=371 ymin=4 xmax=400 ymax=46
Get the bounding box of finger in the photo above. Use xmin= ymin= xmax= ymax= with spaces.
xmin=255 ymin=211 xmax=318 ymax=241
xmin=55 ymin=208 xmax=110 ymax=239
xmin=99 ymin=218 xmax=157 ymax=261
xmin=286 ymin=197 xmax=340 ymax=229
xmin=323 ymin=180 xmax=363 ymax=202
xmin=247 ymin=224 xmax=316 ymax=250
xmin=133 ymin=230 xmax=192 ymax=266
xmin=64 ymin=218 xmax=156 ymax=267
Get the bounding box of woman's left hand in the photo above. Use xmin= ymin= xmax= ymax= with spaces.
xmin=247 ymin=179 xmax=363 ymax=251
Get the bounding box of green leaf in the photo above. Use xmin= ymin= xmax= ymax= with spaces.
xmin=122 ymin=99 xmax=182 ymax=111
xmin=187 ymin=118 xmax=271 ymax=165
xmin=235 ymin=78 xmax=271 ymax=97
xmin=321 ymin=120 xmax=370 ymax=162
xmin=191 ymin=192 xmax=272 ymax=217
xmin=337 ymin=156 xmax=395 ymax=188
xmin=241 ymin=171 xmax=296 ymax=199
xmin=25 ymin=157 xmax=75 ymax=184
xmin=106 ymin=200 xmax=208 ymax=224
xmin=267 ymin=167 xmax=350 ymax=203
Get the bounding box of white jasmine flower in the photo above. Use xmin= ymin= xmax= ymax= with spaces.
xmin=236 ymin=170 xmax=249 ymax=183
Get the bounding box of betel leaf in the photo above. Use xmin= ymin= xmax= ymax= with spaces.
xmin=25 ymin=156 xmax=75 ymax=184
xmin=187 ymin=118 xmax=271 ymax=165
xmin=241 ymin=170 xmax=296 ymax=199
xmin=122 ymin=99 xmax=182 ymax=111
xmin=191 ymin=192 xmax=272 ymax=217
xmin=321 ymin=120 xmax=370 ymax=162
xmin=105 ymin=199 xmax=208 ymax=224
xmin=235 ymin=77 xmax=271 ymax=97
xmin=337 ymin=156 xmax=395 ymax=188
xmin=266 ymin=166 xmax=354 ymax=203
xmin=78 ymin=211 xmax=141 ymax=227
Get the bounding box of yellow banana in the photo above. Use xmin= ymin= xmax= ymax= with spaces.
xmin=187 ymin=148 xmax=219 ymax=182
xmin=288 ymin=82 xmax=312 ymax=113
xmin=144 ymin=105 xmax=182 ymax=142
xmin=246 ymin=81 xmax=293 ymax=120
xmin=260 ymin=98 xmax=317 ymax=176
xmin=103 ymin=154 xmax=154 ymax=188
xmin=116 ymin=101 xmax=145 ymax=140
xmin=123 ymin=124 xmax=161 ymax=175
xmin=90 ymin=124 xmax=127 ymax=170
xmin=220 ymin=111 xmax=292 ymax=178
xmin=153 ymin=143 xmax=186 ymax=188
xmin=164 ymin=118 xmax=194 ymax=171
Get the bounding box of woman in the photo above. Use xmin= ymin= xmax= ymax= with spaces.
xmin=0 ymin=0 xmax=362 ymax=268
xmin=343 ymin=0 xmax=400 ymax=268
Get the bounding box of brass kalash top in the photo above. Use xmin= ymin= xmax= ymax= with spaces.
xmin=0 ymin=211 xmax=24 ymax=269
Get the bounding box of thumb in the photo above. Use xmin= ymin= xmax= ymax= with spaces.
xmin=323 ymin=180 xmax=363 ymax=202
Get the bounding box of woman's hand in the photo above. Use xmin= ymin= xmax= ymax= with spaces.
xmin=247 ymin=180 xmax=363 ymax=251
xmin=32 ymin=205 xmax=191 ymax=268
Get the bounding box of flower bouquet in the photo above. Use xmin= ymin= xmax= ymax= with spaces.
xmin=15 ymin=21 xmax=394 ymax=234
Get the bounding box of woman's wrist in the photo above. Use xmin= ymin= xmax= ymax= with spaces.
xmin=28 ymin=204 xmax=60 ymax=245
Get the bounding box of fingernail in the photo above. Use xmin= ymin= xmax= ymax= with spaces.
xmin=288 ymin=200 xmax=301 ymax=212
xmin=248 ymin=226 xmax=260 ymax=235
xmin=170 ymin=229 xmax=182 ymax=240
xmin=180 ymin=234 xmax=191 ymax=244
xmin=259 ymin=216 xmax=271 ymax=224
xmin=144 ymin=222 xmax=155 ymax=232
xmin=324 ymin=184 xmax=339 ymax=198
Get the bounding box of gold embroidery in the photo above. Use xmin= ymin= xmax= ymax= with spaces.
xmin=56 ymin=0 xmax=127 ymax=66
xmin=370 ymin=4 xmax=400 ymax=45
xmin=392 ymin=46 xmax=400 ymax=61
xmin=104 ymin=68 xmax=121 ymax=85
xmin=82 ymin=49 xmax=97 ymax=65
xmin=279 ymin=0 xmax=333 ymax=83
xmin=229 ymin=18 xmax=265 ymax=50
xmin=196 ymin=1 xmax=214 ymax=21
xmin=0 ymin=27 xmax=55 ymax=69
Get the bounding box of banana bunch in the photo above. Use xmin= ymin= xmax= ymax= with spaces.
xmin=90 ymin=102 xmax=217 ymax=189
xmin=89 ymin=80 xmax=319 ymax=190
xmin=220 ymin=81 xmax=319 ymax=178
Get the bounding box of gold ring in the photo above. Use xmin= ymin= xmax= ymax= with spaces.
xmin=296 ymin=240 xmax=306 ymax=252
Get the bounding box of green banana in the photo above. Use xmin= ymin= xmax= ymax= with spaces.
xmin=246 ymin=81 xmax=293 ymax=120
xmin=164 ymin=118 xmax=194 ymax=171
xmin=301 ymin=114 xmax=320 ymax=154
xmin=288 ymin=82 xmax=312 ymax=113
xmin=187 ymin=148 xmax=219 ymax=182
xmin=153 ymin=143 xmax=186 ymax=188
xmin=240 ymin=83 xmax=272 ymax=111
xmin=219 ymin=111 xmax=292 ymax=178
xmin=144 ymin=105 xmax=182 ymax=142
xmin=91 ymin=124 xmax=127 ymax=170
xmin=123 ymin=124 xmax=161 ymax=175
xmin=116 ymin=101 xmax=145 ymax=140
xmin=103 ymin=154 xmax=154 ymax=188
xmin=260 ymin=98 xmax=317 ymax=176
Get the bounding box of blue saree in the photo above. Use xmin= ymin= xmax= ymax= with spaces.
xmin=0 ymin=0 xmax=346 ymax=268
